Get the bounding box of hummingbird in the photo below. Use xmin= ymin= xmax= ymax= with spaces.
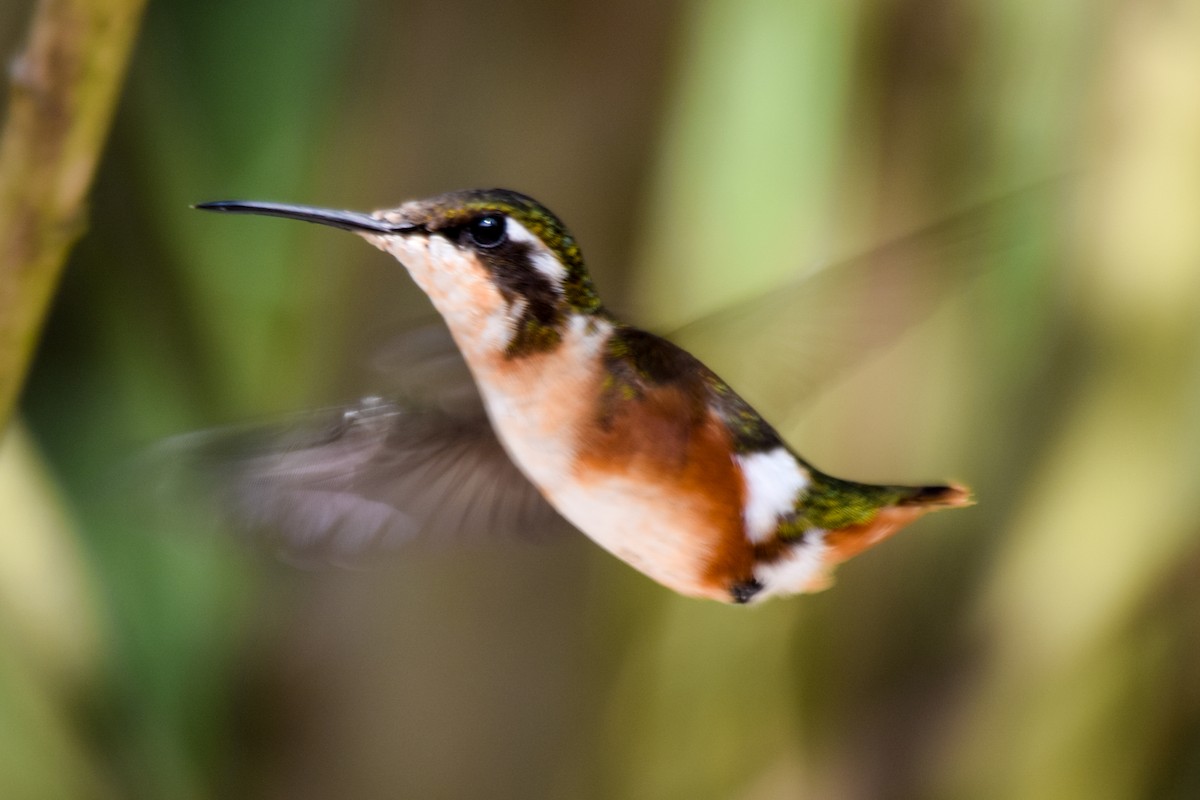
xmin=193 ymin=189 xmax=972 ymax=604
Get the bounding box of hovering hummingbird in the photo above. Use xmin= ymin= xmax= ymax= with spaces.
xmin=194 ymin=189 xmax=972 ymax=604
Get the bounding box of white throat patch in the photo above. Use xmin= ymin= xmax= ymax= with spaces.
xmin=366 ymin=232 xmax=519 ymax=359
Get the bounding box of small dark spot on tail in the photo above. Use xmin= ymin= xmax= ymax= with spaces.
xmin=901 ymin=483 xmax=974 ymax=508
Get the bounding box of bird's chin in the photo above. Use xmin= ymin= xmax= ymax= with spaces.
xmin=358 ymin=232 xmax=390 ymax=251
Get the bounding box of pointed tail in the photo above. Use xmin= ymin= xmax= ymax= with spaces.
xmin=802 ymin=481 xmax=973 ymax=592
xmin=896 ymin=482 xmax=974 ymax=509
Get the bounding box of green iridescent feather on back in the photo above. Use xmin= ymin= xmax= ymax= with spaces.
xmin=598 ymin=325 xmax=786 ymax=453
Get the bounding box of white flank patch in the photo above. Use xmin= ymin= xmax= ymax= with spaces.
xmin=737 ymin=447 xmax=810 ymax=543
xmin=504 ymin=217 xmax=568 ymax=282
xmin=753 ymin=534 xmax=828 ymax=601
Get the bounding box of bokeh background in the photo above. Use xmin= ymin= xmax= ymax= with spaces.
xmin=3 ymin=0 xmax=1200 ymax=798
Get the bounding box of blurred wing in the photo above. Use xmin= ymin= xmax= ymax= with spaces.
xmin=669 ymin=183 xmax=1064 ymax=418
xmin=365 ymin=322 xmax=483 ymax=415
xmin=168 ymin=397 xmax=570 ymax=561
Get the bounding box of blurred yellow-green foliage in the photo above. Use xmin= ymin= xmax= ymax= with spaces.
xmin=3 ymin=0 xmax=1200 ymax=798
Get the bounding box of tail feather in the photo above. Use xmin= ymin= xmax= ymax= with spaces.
xmin=898 ymin=482 xmax=974 ymax=508
xmin=801 ymin=481 xmax=972 ymax=593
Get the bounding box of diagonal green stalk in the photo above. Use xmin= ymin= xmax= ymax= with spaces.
xmin=0 ymin=0 xmax=148 ymax=431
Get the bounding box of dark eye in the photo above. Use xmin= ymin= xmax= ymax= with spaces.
xmin=466 ymin=214 xmax=506 ymax=248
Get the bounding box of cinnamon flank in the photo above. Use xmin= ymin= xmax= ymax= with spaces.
xmin=574 ymin=379 xmax=755 ymax=595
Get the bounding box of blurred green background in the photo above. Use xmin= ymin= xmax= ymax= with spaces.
xmin=3 ymin=0 xmax=1200 ymax=798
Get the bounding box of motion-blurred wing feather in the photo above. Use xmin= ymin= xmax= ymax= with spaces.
xmin=670 ymin=184 xmax=1063 ymax=419
xmin=174 ymin=397 xmax=569 ymax=560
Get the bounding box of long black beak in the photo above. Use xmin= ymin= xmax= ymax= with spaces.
xmin=193 ymin=200 xmax=418 ymax=234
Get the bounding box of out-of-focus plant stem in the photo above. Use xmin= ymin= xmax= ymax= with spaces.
xmin=0 ymin=0 xmax=148 ymax=432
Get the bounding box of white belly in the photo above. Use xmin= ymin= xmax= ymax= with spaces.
xmin=547 ymin=473 xmax=721 ymax=598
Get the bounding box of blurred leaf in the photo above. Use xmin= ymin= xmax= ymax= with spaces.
xmin=0 ymin=423 xmax=109 ymax=799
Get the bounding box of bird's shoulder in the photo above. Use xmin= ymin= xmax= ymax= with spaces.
xmin=596 ymin=324 xmax=787 ymax=455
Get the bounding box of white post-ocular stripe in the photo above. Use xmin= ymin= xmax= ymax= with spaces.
xmin=737 ymin=448 xmax=810 ymax=543
xmin=504 ymin=217 xmax=568 ymax=282
xmin=502 ymin=215 xmax=539 ymax=244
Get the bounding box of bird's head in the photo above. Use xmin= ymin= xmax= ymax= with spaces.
xmin=197 ymin=189 xmax=604 ymax=358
